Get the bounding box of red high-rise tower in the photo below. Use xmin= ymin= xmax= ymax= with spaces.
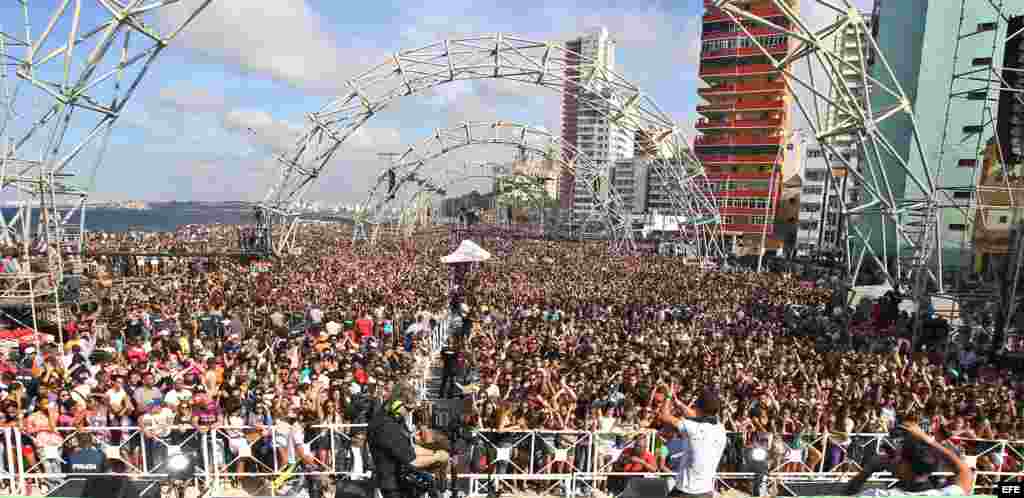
xmin=695 ymin=0 xmax=797 ymax=254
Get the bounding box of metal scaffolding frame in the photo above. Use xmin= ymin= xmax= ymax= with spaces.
xmin=259 ymin=34 xmax=723 ymax=258
xmin=933 ymin=0 xmax=1024 ymax=349
xmin=0 ymin=1 xmax=212 ymax=342
xmin=710 ymin=0 xmax=1018 ymax=326
xmin=349 ymin=120 xmax=721 ymax=261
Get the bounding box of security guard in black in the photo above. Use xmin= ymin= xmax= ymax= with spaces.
xmin=368 ymin=400 xmax=417 ymax=498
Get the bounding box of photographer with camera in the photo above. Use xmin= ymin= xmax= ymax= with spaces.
xmin=844 ymin=422 xmax=974 ymax=496
xmin=368 ymin=389 xmax=449 ymax=498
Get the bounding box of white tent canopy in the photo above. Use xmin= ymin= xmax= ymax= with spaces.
xmin=442 ymin=240 xmax=492 ymax=264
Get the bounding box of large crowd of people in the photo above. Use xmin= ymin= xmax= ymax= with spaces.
xmin=0 ymin=222 xmax=1020 ymax=497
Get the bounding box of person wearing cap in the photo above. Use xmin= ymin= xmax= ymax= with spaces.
xmin=658 ymin=388 xmax=727 ymax=498
xmin=367 ymin=388 xmax=447 ymax=498
xmin=844 ymin=422 xmax=973 ymax=496
xmin=140 ymin=399 xmax=172 ymax=472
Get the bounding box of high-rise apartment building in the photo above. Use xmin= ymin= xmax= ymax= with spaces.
xmin=560 ymin=27 xmax=636 ymax=220
xmin=609 ymin=159 xmax=650 ymax=216
xmin=695 ymin=0 xmax=801 ymax=255
xmin=795 ymin=13 xmax=873 ymax=256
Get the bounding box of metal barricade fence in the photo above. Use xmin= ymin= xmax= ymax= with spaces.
xmin=430 ymin=319 xmax=449 ymax=355
xmin=2 ymin=424 xmax=215 ymax=497
xmin=457 ymin=429 xmax=1024 ymax=497
xmin=5 ymin=425 xmax=1022 ymax=497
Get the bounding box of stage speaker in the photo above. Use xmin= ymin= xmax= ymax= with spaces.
xmin=620 ymin=478 xmax=669 ymax=498
xmin=83 ymin=476 xmax=141 ymax=498
xmin=50 ymin=476 xmax=143 ymax=498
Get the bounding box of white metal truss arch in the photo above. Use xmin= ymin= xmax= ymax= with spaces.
xmin=261 ymin=34 xmax=722 ymax=256
xmin=349 ymin=121 xmax=723 ymax=261
xmin=356 ymin=120 xmax=625 ymax=242
xmin=0 ymin=1 xmax=212 ymax=357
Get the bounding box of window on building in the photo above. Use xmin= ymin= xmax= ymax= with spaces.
xmin=752 ymin=215 xmax=768 ymax=224
xmin=948 ymin=223 xmax=966 ymax=231
xmin=999 ymin=215 xmax=1009 ymax=224
xmin=722 ymin=216 xmax=735 ymax=225
xmin=803 ymin=186 xmax=824 ymax=195
xmin=808 ymin=149 xmax=823 ymax=158
xmin=952 ymin=191 xmax=972 ymax=200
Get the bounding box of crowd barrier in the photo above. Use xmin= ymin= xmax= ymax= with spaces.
xmin=430 ymin=318 xmax=450 ymax=355
xmin=2 ymin=426 xmax=1021 ymax=497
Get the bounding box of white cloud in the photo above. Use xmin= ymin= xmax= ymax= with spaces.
xmin=221 ymin=108 xmax=304 ymax=155
xmin=157 ymin=0 xmax=385 ymax=93
xmin=396 ymin=3 xmax=704 ymax=131
xmin=157 ymin=85 xmax=228 ymax=113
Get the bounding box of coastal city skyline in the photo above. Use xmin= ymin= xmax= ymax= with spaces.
xmin=0 ymin=0 xmax=871 ymax=205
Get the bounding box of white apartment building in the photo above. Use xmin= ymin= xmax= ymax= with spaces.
xmin=561 ymin=27 xmax=636 ymax=221
xmin=795 ymin=13 xmax=872 ymax=256
xmin=610 ymin=158 xmax=650 ymax=216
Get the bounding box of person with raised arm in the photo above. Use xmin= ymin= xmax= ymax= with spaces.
xmin=658 ymin=388 xmax=727 ymax=498
xmin=845 ymin=422 xmax=974 ymax=496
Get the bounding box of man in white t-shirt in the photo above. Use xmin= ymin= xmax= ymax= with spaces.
xmin=658 ymin=389 xmax=727 ymax=498
xmin=845 ymin=422 xmax=973 ymax=496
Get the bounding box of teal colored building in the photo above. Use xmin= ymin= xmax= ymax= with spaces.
xmin=862 ymin=0 xmax=1023 ymax=281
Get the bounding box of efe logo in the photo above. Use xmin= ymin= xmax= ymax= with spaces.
xmin=997 ymin=481 xmax=1024 ymax=498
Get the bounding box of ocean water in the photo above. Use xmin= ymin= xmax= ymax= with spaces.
xmin=2 ymin=203 xmax=254 ymax=233
xmin=1 ymin=203 xmax=351 ymax=233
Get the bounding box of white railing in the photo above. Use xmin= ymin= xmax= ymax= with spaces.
xmin=2 ymin=426 xmax=1020 ymax=497
xmin=430 ymin=318 xmax=449 ymax=355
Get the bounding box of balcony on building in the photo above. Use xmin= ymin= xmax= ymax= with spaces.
xmin=721 ymin=223 xmax=775 ymax=234
xmin=699 ymin=58 xmax=781 ymax=78
xmin=698 ymin=79 xmax=786 ymax=96
xmin=693 ymin=133 xmax=784 ymax=147
xmin=695 ymin=115 xmax=784 ymax=130
xmin=696 ymin=96 xmax=786 ymax=115
xmin=702 ymin=0 xmax=793 ymax=24
xmin=700 ymin=43 xmax=788 ymax=61
xmin=697 ymin=153 xmax=778 ymax=166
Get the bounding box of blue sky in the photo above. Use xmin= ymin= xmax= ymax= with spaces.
xmin=1 ymin=0 xmax=871 ymax=204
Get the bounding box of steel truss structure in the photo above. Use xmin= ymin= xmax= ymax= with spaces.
xmin=935 ymin=0 xmax=1024 ymax=344
xmin=355 ymin=121 xmax=674 ymax=251
xmin=0 ymin=1 xmax=211 ymax=343
xmin=708 ymin=0 xmax=1017 ymax=322
xmin=261 ymin=34 xmax=722 ymax=258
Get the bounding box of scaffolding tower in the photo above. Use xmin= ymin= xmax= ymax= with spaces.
xmin=936 ymin=0 xmax=1024 ymax=351
xmin=0 ymin=2 xmax=211 ymax=356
